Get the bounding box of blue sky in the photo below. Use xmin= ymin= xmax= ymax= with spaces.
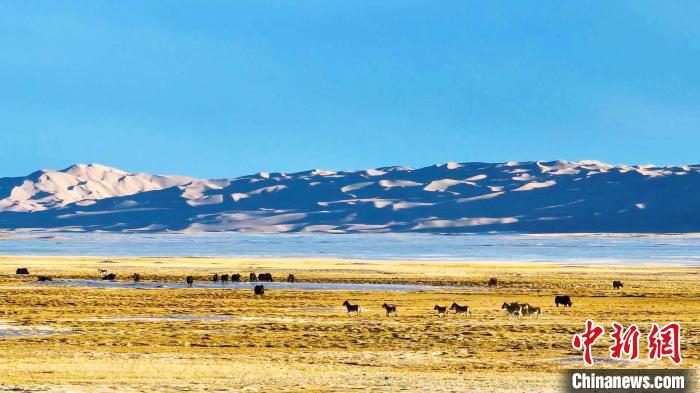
xmin=1 ymin=1 xmax=699 ymax=178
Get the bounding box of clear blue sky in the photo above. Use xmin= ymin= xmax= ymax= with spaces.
xmin=1 ymin=1 xmax=699 ymax=178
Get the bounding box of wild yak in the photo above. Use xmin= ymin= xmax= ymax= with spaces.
xmin=613 ymin=280 xmax=624 ymax=290
xmin=555 ymin=295 xmax=572 ymax=307
xmin=231 ymin=273 xmax=241 ymax=282
xmin=101 ymin=273 xmax=117 ymax=280
xmin=488 ymin=277 xmax=498 ymax=287
xmin=37 ymin=275 xmax=52 ymax=282
xmin=16 ymin=268 xmax=29 ymax=275
xmin=220 ymin=274 xmax=229 ymax=283
xmin=254 ymin=285 xmax=265 ymax=296
xmin=132 ymin=273 xmax=141 ymax=283
xmin=287 ymin=274 xmax=295 ymax=283
xmin=186 ymin=276 xmax=194 ymax=287
xmin=249 ymin=273 xmax=257 ymax=282
xmin=258 ymin=273 xmax=273 ymax=282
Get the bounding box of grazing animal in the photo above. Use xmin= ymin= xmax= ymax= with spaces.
xmin=555 ymin=295 xmax=572 ymax=307
xmin=287 ymin=274 xmax=295 ymax=283
xmin=186 ymin=276 xmax=194 ymax=287
xmin=212 ymin=273 xmax=219 ymax=283
xmin=37 ymin=275 xmax=52 ymax=282
xmin=502 ymin=302 xmax=522 ymax=318
xmin=450 ymin=302 xmax=472 ymax=317
xmin=16 ymin=268 xmax=29 ymax=275
xmin=98 ymin=268 xmax=108 ymax=275
xmin=254 ymin=285 xmax=265 ymax=296
xmin=488 ymin=277 xmax=498 ymax=287
xmin=342 ymin=300 xmax=361 ymax=316
xmin=522 ymin=303 xmax=542 ymax=318
xmin=249 ymin=273 xmax=258 ymax=282
xmin=101 ymin=273 xmax=117 ymax=280
xmin=613 ymin=280 xmax=624 ymax=290
xmin=220 ymin=274 xmax=229 ymax=283
xmin=381 ymin=303 xmax=398 ymax=317
xmin=434 ymin=305 xmax=448 ymax=318
xmin=258 ymin=273 xmax=273 ymax=282
xmin=132 ymin=273 xmax=141 ymax=283
xmin=231 ymin=273 xmax=241 ymax=282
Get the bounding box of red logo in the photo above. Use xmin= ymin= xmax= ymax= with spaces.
xmin=573 ymin=321 xmax=682 ymax=365
xmin=609 ymin=322 xmax=640 ymax=361
xmin=648 ymin=322 xmax=682 ymax=364
xmin=572 ymin=320 xmax=605 ymax=366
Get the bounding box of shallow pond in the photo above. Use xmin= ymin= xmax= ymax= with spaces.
xmin=35 ymin=279 xmax=468 ymax=292
xmin=0 ymin=322 xmax=67 ymax=338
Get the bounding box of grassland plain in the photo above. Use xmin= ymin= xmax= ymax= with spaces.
xmin=0 ymin=256 xmax=697 ymax=392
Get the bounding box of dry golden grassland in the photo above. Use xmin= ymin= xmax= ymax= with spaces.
xmin=0 ymin=256 xmax=697 ymax=392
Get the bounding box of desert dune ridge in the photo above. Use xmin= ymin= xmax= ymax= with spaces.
xmin=1 ymin=160 xmax=700 ymax=233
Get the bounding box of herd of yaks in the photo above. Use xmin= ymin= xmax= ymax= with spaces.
xmin=18 ymin=268 xmax=626 ymax=318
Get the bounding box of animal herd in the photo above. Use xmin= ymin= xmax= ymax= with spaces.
xmin=341 ymin=300 xmax=533 ymax=318
xmin=501 ymin=302 xmax=542 ymax=318
xmin=338 ymin=279 xmax=627 ymax=319
xmin=20 ymin=268 xmax=627 ymax=318
xmin=207 ymin=272 xmax=293 ymax=283
xmin=85 ymin=270 xmax=294 ymax=290
xmin=432 ymin=303 xmax=473 ymax=318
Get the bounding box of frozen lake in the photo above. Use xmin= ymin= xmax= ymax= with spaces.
xmin=1 ymin=232 xmax=700 ymax=265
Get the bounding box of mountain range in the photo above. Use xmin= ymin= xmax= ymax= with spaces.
xmin=1 ymin=161 xmax=699 ymax=233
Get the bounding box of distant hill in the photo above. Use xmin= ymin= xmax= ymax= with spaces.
xmin=1 ymin=161 xmax=699 ymax=233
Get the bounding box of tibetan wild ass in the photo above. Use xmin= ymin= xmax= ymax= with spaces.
xmin=502 ymin=302 xmax=523 ymax=318
xmin=555 ymin=295 xmax=572 ymax=307
xmin=613 ymin=280 xmax=624 ymax=290
xmin=522 ymin=303 xmax=542 ymax=318
xmin=450 ymin=302 xmax=472 ymax=317
xmin=186 ymin=276 xmax=194 ymax=287
xmin=342 ymin=300 xmax=361 ymax=316
xmin=381 ymin=303 xmax=398 ymax=317
xmin=434 ymin=305 xmax=448 ymax=318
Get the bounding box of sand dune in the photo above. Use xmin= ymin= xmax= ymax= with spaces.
xmin=0 ymin=163 xmax=192 ymax=212
xmin=1 ymin=160 xmax=700 ymax=233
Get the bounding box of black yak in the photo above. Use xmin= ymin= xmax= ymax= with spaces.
xmin=555 ymin=295 xmax=572 ymax=307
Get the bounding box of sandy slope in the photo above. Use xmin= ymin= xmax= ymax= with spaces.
xmin=2 ymin=160 xmax=700 ymax=233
